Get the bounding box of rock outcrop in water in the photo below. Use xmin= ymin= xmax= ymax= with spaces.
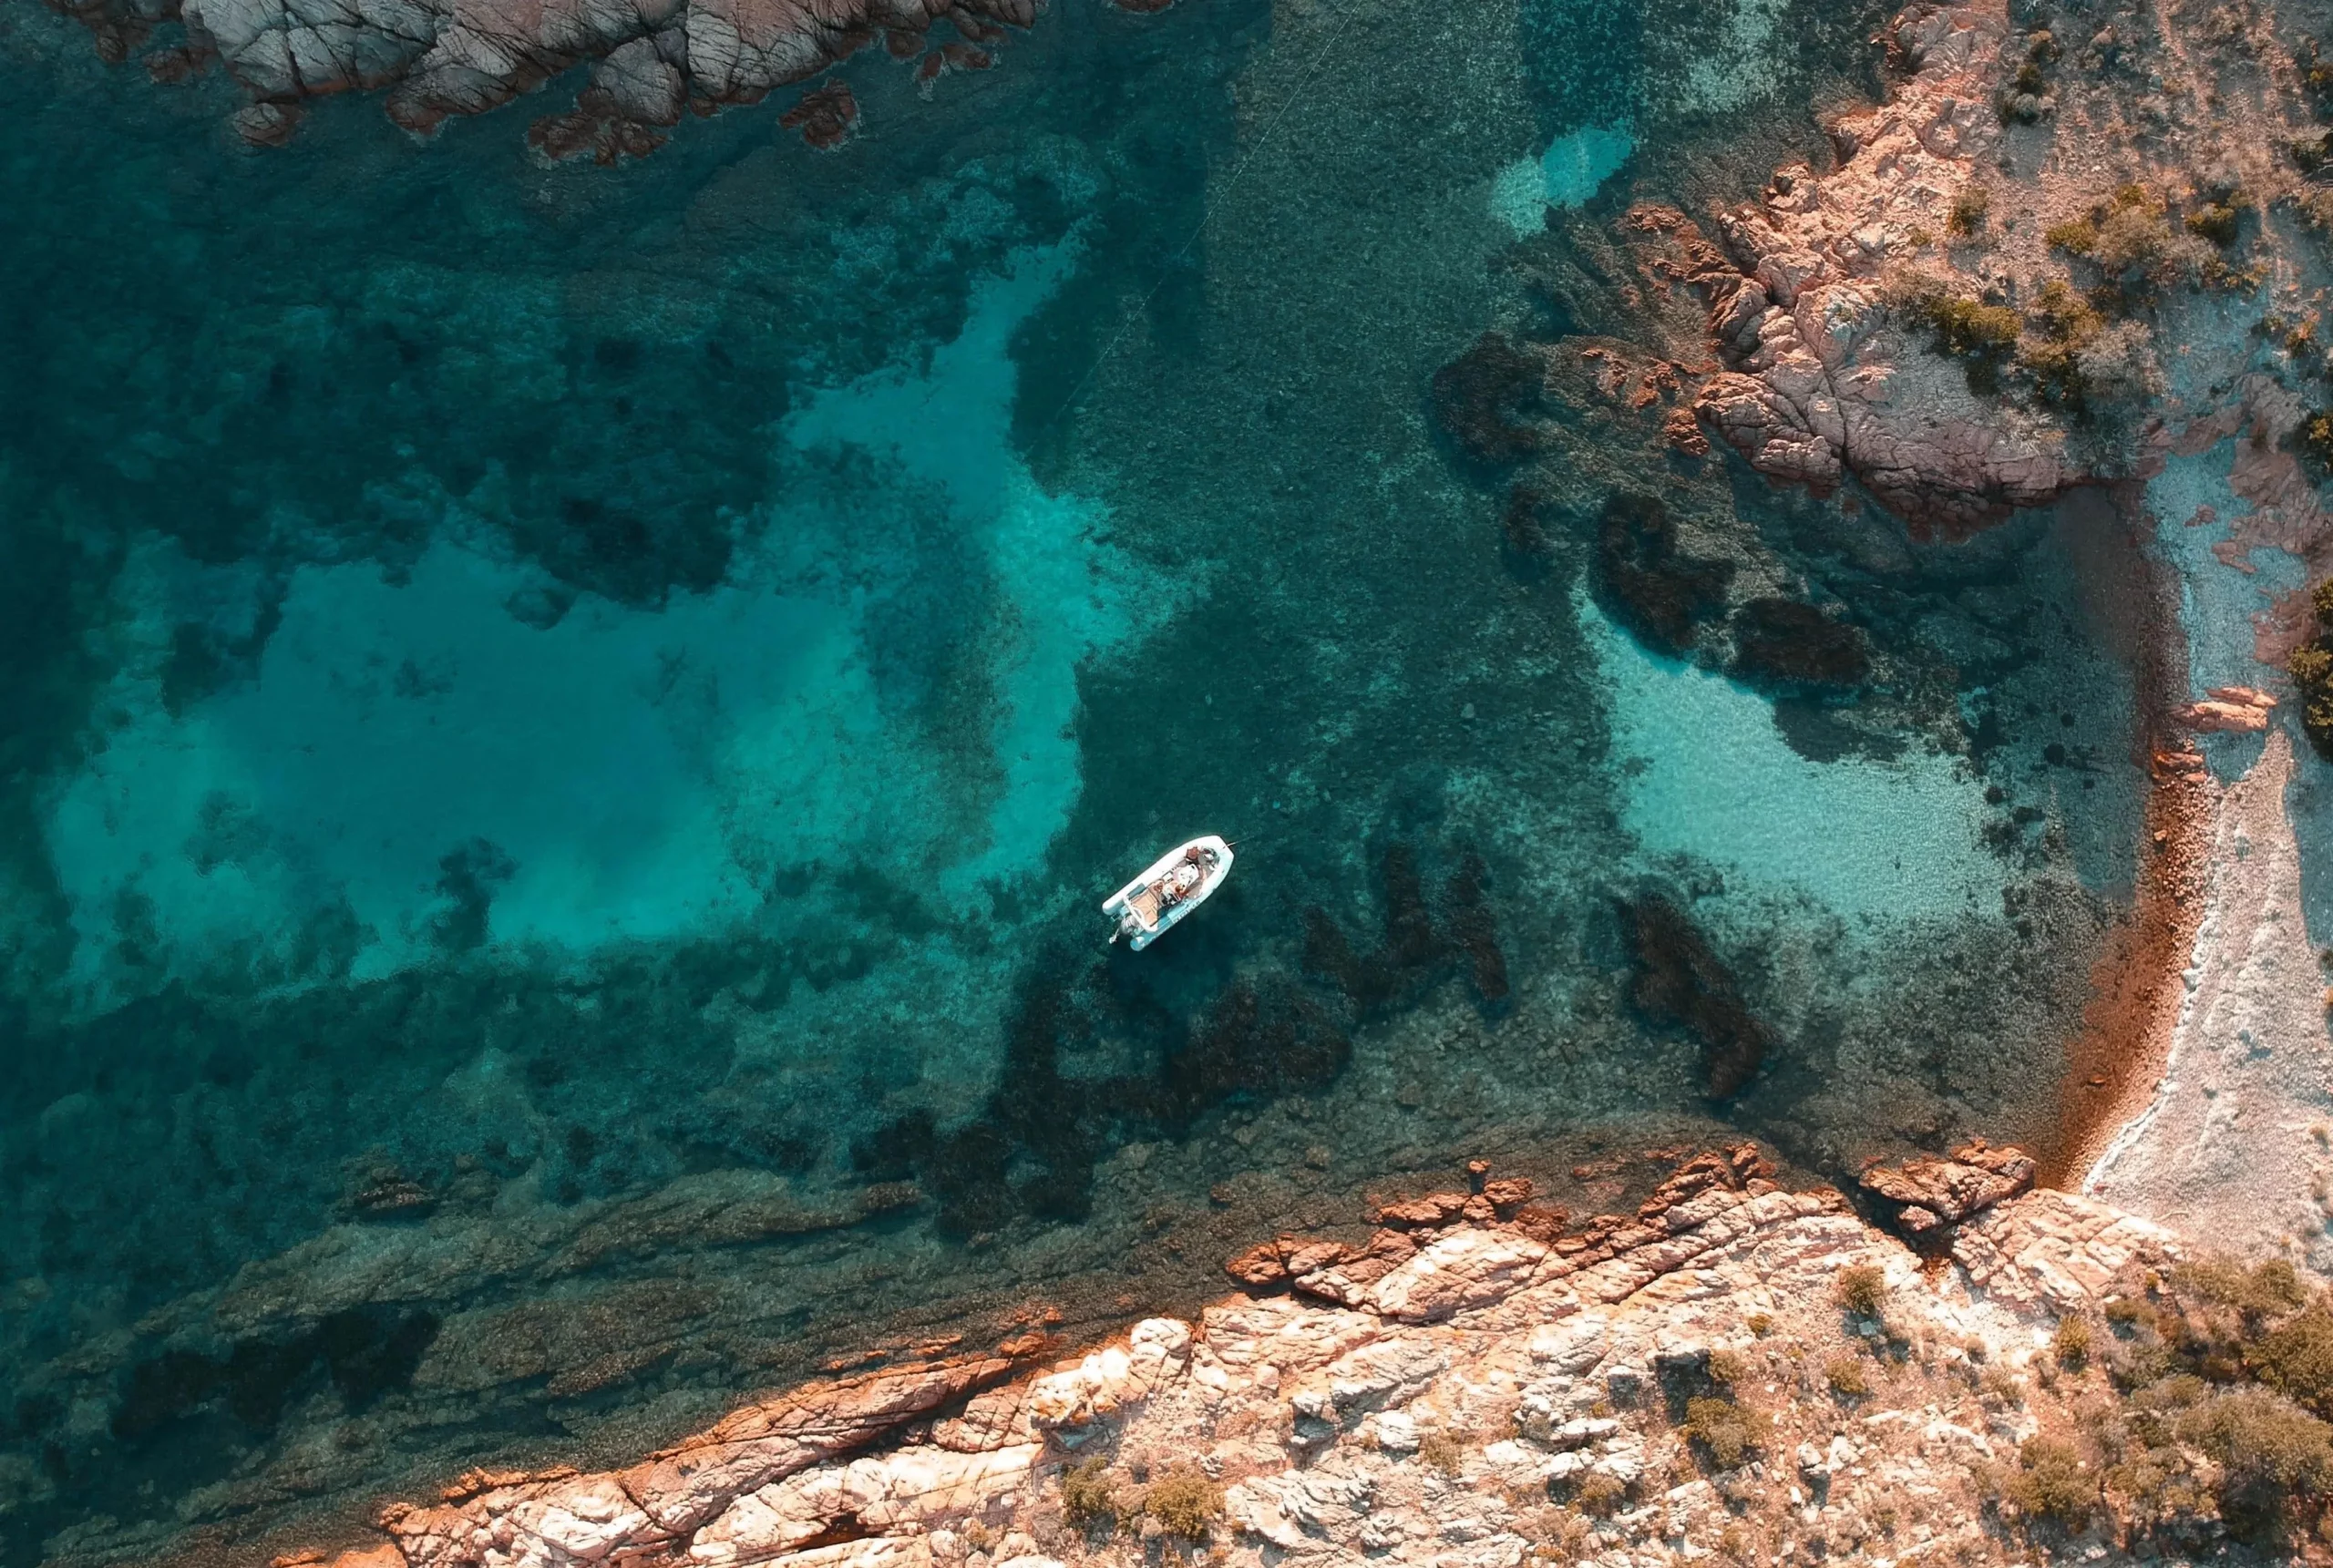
xmin=1616 ymin=897 xmax=1772 ymax=1102
xmin=288 ymin=1142 xmax=2333 ymax=1568
xmin=47 ymin=0 xmax=1036 ymax=155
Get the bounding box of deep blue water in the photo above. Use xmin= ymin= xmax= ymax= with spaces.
xmin=0 ymin=0 xmax=2157 ymax=1560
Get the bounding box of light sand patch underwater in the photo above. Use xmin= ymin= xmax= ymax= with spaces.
xmin=1489 ymin=123 xmax=1635 ymax=236
xmin=1581 ymin=592 xmax=2003 ymax=927
xmin=40 ymin=243 xmax=1173 ymax=1007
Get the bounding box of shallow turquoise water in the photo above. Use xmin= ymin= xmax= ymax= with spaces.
xmin=0 ymin=0 xmax=2157 ymax=1558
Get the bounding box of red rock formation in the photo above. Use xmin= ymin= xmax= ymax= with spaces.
xmin=44 ymin=0 xmax=1046 ymax=153
xmin=1226 ymin=1148 xmax=1777 ymax=1314
xmin=779 ymin=80 xmax=859 ymax=149
xmin=1682 ymin=3 xmax=2071 ymax=537
xmin=1857 ymin=1138 xmax=2037 ymax=1236
xmin=370 ymin=1353 xmax=1021 ymax=1566
xmin=2175 ymin=686 xmax=2276 ymax=734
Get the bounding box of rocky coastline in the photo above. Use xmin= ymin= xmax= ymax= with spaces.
xmin=269 ymin=1142 xmax=2333 ymax=1568
xmin=24 ymin=0 xmax=2333 ymax=1554
xmin=40 ymin=0 xmax=1074 ymax=157
xmin=262 ymin=0 xmax=2333 ymax=1551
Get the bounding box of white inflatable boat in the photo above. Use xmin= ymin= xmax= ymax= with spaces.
xmin=1103 ymin=835 xmax=1233 ymax=951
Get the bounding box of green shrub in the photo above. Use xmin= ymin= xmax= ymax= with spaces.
xmin=2007 ymin=1438 xmax=2097 ymax=1527
xmin=2046 ymin=217 xmax=2098 ymax=255
xmin=2177 ymin=1389 xmax=2333 ymax=1541
xmin=1141 ymin=1469 xmax=1225 ymax=1540
xmin=2176 ymin=1255 xmax=2308 ymax=1319
xmin=2248 ymin=1303 xmax=2333 ymax=1415
xmin=1061 ymin=1456 xmax=1125 ymax=1533
xmin=2037 ymin=184 xmax=2210 ymax=286
xmin=1825 ymin=1354 xmax=1871 ymax=1398
xmin=1746 ymin=1312 xmax=1774 ymax=1337
xmin=2291 ymin=643 xmax=2333 ymax=760
xmin=2305 ymin=415 xmax=2333 ymax=474
xmin=2307 ymin=39 xmax=2333 ymax=99
xmin=1707 ymin=1348 xmax=1748 ymax=1386
xmin=2185 ymin=200 xmax=2244 ymax=247
xmin=2054 ymin=1317 xmax=2094 ymax=1371
xmin=1684 ymin=1395 xmax=1768 ymax=1469
xmin=2107 ymin=1448 xmax=2210 ymax=1527
xmin=1948 ymin=184 xmax=1992 ymax=237
xmin=1575 ymin=1471 xmax=1628 ymax=1515
xmin=2017 ymin=279 xmax=2106 ymax=407
xmin=2122 ymin=1374 xmax=2209 ymax=1448
xmin=1835 ymin=1265 xmax=1888 ymax=1317
xmin=1930 ymin=297 xmax=2022 ymax=356
xmin=2092 ymin=205 xmax=2171 ymax=277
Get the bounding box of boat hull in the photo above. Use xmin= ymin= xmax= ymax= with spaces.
xmin=1102 ymin=835 xmax=1233 ymax=951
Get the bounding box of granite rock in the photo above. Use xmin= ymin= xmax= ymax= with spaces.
xmin=302 ymin=1151 xmax=2206 ymax=1568
xmin=49 ymin=0 xmax=1047 ymax=154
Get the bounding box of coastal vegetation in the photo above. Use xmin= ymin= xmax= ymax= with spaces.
xmin=1835 ymin=1263 xmax=1888 ymax=1317
xmin=1982 ymin=1255 xmax=2333 ymax=1548
xmin=1886 ymin=268 xmax=2158 ymax=411
xmin=1141 ymin=1471 xmax=1227 ymax=1540
xmin=2286 ymin=579 xmax=2333 ymax=756
xmin=1682 ymin=1393 xmax=1769 ymax=1470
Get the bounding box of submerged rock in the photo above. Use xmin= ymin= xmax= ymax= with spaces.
xmin=1616 ymin=894 xmax=1772 ymax=1100
xmin=1429 ymin=333 xmax=1551 ymax=464
xmin=1728 ymin=596 xmax=1871 ymax=688
xmin=1589 ymin=492 xmax=1733 ymax=658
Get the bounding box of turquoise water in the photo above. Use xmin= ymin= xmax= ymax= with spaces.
xmin=0 ymin=0 xmax=2154 ymax=1559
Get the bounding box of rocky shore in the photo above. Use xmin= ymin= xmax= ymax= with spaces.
xmin=41 ymin=0 xmax=1063 ymax=155
xmin=25 ymin=0 xmax=2333 ymax=1553
xmin=273 ymin=1141 xmax=2333 ymax=1568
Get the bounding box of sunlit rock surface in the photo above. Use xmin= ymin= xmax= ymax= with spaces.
xmin=289 ymin=1149 xmax=2246 ymax=1568
xmin=51 ymin=0 xmax=1038 ymax=155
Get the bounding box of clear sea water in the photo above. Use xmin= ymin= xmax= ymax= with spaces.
xmin=0 ymin=0 xmax=2155 ymax=1560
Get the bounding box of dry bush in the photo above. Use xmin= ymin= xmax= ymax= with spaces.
xmin=1418 ymin=1429 xmax=1473 ymax=1476
xmin=2008 ymin=1437 xmax=2097 ymax=1528
xmin=1684 ymin=1396 xmax=1768 ymax=1470
xmin=2055 ymin=1317 xmax=2094 ymax=1371
xmin=1825 ymin=1355 xmax=1872 ymax=1399
xmin=1835 ymin=1265 xmax=1888 ymax=1317
xmin=1574 ymin=1471 xmax=1628 ymax=1515
xmin=1949 ymin=184 xmax=1992 ymax=236
xmin=1141 ymin=1470 xmax=1225 ymax=1540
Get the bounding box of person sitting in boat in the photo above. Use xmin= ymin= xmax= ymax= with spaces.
xmin=1158 ymin=862 xmax=1201 ymax=906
